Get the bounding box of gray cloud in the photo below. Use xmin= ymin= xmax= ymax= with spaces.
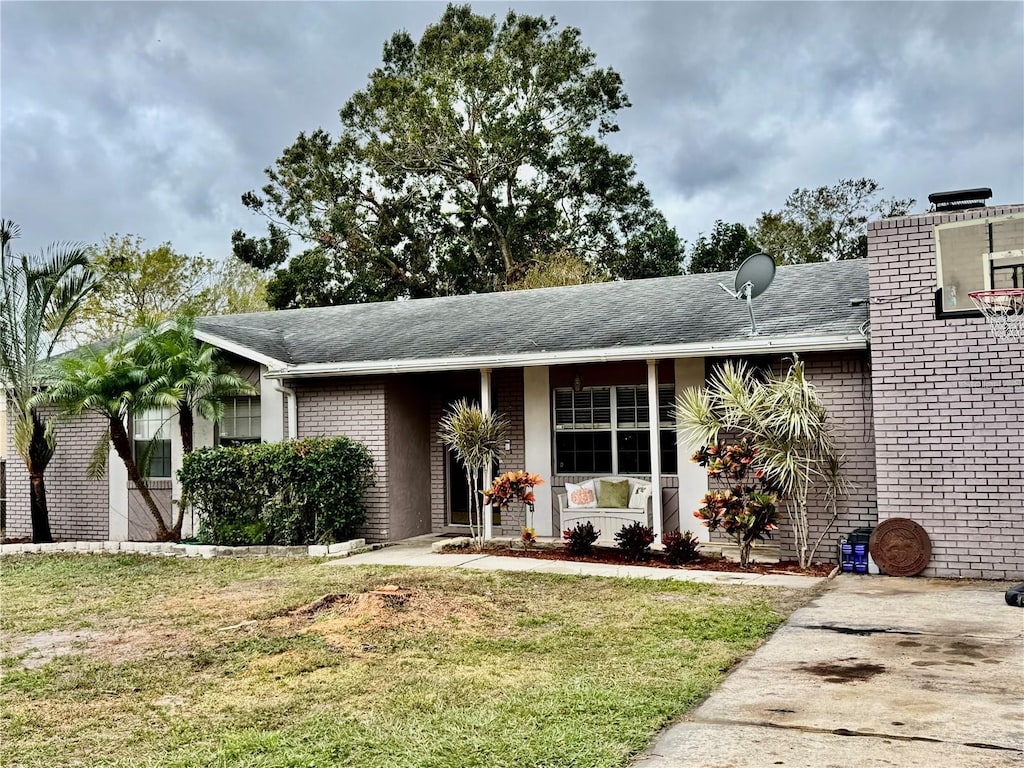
xmin=2 ymin=1 xmax=1021 ymax=260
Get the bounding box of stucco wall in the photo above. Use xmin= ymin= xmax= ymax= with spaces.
xmin=3 ymin=401 xmax=110 ymax=541
xmin=867 ymin=205 xmax=1024 ymax=579
xmin=294 ymin=378 xmax=390 ymax=542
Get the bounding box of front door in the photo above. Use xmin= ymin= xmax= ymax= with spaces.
xmin=446 ymin=448 xmax=501 ymax=526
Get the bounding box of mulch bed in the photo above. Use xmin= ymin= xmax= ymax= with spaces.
xmin=483 ymin=545 xmax=836 ymax=577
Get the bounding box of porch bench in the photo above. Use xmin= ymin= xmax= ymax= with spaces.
xmin=557 ymin=477 xmax=653 ymax=543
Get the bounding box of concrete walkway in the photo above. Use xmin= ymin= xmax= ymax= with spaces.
xmin=635 ymin=575 xmax=1024 ymax=768
xmin=326 ymin=537 xmax=825 ymax=589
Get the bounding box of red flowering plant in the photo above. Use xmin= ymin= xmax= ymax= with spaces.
xmin=692 ymin=440 xmax=778 ymax=568
xmin=483 ymin=471 xmax=545 ymax=548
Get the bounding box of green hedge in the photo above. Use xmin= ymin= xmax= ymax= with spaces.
xmin=178 ymin=437 xmax=375 ymax=546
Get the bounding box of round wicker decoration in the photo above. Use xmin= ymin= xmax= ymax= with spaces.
xmin=869 ymin=518 xmax=931 ymax=577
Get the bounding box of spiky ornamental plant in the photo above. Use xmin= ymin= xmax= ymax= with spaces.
xmin=438 ymin=399 xmax=507 ymax=548
xmin=675 ymin=356 xmax=852 ymax=568
xmin=0 ymin=220 xmax=97 ymax=542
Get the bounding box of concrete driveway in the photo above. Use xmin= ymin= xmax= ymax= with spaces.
xmin=636 ymin=575 xmax=1024 ymax=768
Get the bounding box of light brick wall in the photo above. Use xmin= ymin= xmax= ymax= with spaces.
xmin=3 ymin=401 xmax=109 ymax=541
xmin=867 ymin=205 xmax=1024 ymax=580
xmin=775 ymin=352 xmax=877 ymax=560
xmin=294 ymin=379 xmax=390 ymax=542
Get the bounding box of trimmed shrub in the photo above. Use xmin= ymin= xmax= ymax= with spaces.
xmin=563 ymin=521 xmax=600 ymax=556
xmin=662 ymin=529 xmax=701 ymax=565
xmin=178 ymin=437 xmax=374 ymax=546
xmin=615 ymin=521 xmax=655 ymax=561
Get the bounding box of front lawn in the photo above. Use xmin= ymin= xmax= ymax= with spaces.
xmin=0 ymin=555 xmax=810 ymax=768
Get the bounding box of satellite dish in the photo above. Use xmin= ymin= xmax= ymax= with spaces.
xmin=718 ymin=253 xmax=776 ymax=336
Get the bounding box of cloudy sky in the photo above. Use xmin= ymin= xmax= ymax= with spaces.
xmin=2 ymin=1 xmax=1022 ymax=263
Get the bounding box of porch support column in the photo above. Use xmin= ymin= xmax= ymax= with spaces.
xmin=480 ymin=367 xmax=494 ymax=541
xmin=646 ymin=359 xmax=663 ymax=541
xmin=523 ymin=366 xmax=553 ymax=536
xmin=675 ymin=358 xmax=709 ymax=541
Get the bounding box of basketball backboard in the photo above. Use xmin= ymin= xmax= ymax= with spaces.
xmin=935 ymin=212 xmax=1024 ymax=316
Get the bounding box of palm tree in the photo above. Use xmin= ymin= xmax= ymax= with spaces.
xmin=136 ymin=317 xmax=257 ymax=455
xmin=37 ymin=343 xmax=182 ymax=541
xmin=0 ymin=220 xmax=96 ymax=542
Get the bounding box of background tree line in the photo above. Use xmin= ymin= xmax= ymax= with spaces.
xmin=232 ymin=5 xmax=914 ymax=307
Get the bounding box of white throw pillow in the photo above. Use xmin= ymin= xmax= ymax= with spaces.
xmin=565 ymin=480 xmax=598 ymax=508
xmin=627 ymin=483 xmax=649 ymax=509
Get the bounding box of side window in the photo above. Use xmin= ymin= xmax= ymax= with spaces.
xmin=936 ymin=213 xmax=1024 ymax=316
xmin=133 ymin=407 xmax=172 ymax=478
xmin=218 ymin=397 xmax=261 ymax=447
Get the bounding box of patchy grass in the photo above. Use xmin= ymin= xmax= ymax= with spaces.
xmin=0 ymin=555 xmax=812 ymax=767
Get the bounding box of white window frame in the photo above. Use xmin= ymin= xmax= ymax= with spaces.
xmin=553 ymin=384 xmax=675 ymax=475
xmin=132 ymin=407 xmax=173 ymax=478
xmin=218 ymin=396 xmax=261 ymax=446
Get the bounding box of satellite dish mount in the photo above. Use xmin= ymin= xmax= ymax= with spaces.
xmin=718 ymin=253 xmax=776 ymax=336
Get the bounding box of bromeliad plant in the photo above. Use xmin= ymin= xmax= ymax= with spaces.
xmin=483 ymin=470 xmax=544 ymax=547
xmin=691 ymin=440 xmax=778 ymax=568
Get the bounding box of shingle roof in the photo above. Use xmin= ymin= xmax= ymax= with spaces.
xmin=195 ymin=259 xmax=870 ymax=371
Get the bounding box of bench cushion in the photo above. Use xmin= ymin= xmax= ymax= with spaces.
xmin=597 ymin=479 xmax=630 ymax=508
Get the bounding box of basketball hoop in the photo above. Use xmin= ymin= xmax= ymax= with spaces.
xmin=968 ymin=288 xmax=1024 ymax=341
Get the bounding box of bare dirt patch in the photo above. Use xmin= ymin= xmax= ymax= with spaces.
xmin=245 ymin=584 xmax=494 ymax=653
xmin=3 ymin=625 xmax=194 ymax=670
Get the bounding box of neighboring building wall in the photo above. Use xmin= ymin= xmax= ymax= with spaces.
xmin=3 ymin=403 xmax=110 ymax=541
xmin=868 ymin=205 xmax=1024 ymax=579
xmin=385 ymin=376 xmax=432 ymax=540
xmin=295 ymin=378 xmax=390 ymax=542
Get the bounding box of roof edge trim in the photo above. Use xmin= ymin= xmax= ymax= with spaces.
xmin=193 ymin=330 xmax=288 ymax=369
xmin=264 ymin=334 xmax=867 ymax=379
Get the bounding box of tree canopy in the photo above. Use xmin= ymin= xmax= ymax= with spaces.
xmin=233 ymin=4 xmax=683 ymax=309
xmin=68 ymin=234 xmax=268 ymax=343
xmin=685 ymin=220 xmax=761 ymax=274
xmin=751 ymin=178 xmax=914 ymax=264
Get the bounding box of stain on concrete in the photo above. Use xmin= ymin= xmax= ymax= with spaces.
xmin=800 ymin=660 xmax=886 ymax=683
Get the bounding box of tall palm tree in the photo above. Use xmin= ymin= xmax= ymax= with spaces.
xmin=0 ymin=220 xmax=96 ymax=542
xmin=37 ymin=343 xmax=181 ymax=541
xmin=136 ymin=317 xmax=257 ymax=455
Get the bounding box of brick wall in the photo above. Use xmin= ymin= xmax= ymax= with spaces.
xmin=3 ymin=401 xmax=109 ymax=541
xmin=868 ymin=205 xmax=1024 ymax=579
xmin=774 ymin=352 xmax=877 ymax=561
xmin=295 ymin=378 xmax=390 ymax=542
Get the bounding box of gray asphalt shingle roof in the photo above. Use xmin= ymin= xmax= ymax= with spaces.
xmin=195 ymin=259 xmax=869 ymax=369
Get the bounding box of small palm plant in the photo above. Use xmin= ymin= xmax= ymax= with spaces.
xmin=438 ymin=399 xmax=507 ymax=548
xmin=675 ymin=355 xmax=852 ymax=568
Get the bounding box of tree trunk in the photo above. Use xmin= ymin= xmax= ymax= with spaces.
xmin=27 ymin=411 xmax=54 ymax=544
xmin=108 ymin=416 xmax=173 ymax=542
xmin=29 ymin=472 xmax=52 ymax=544
xmin=178 ymin=402 xmax=194 ymax=455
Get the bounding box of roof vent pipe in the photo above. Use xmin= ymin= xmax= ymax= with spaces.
xmin=928 ymin=188 xmax=992 ymax=211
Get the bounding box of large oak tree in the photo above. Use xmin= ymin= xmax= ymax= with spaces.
xmin=233 ymin=5 xmax=683 ymax=308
